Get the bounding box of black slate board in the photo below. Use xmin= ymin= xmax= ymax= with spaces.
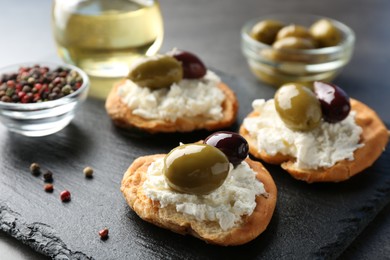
xmin=0 ymin=72 xmax=389 ymax=260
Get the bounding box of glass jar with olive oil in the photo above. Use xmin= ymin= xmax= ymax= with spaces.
xmin=52 ymin=0 xmax=163 ymax=98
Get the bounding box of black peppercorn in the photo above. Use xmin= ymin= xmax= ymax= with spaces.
xmin=43 ymin=170 xmax=53 ymax=183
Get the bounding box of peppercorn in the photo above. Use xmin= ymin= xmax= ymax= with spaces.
xmin=83 ymin=166 xmax=94 ymax=178
xmin=30 ymin=163 xmax=41 ymax=176
xmin=22 ymin=85 xmax=31 ymax=93
xmin=60 ymin=190 xmax=71 ymax=202
xmin=44 ymin=184 xmax=54 ymax=193
xmin=0 ymin=65 xmax=83 ymax=104
xmin=61 ymin=85 xmax=72 ymax=95
xmin=5 ymin=88 xmax=14 ymax=96
xmin=1 ymin=96 xmax=11 ymax=102
xmin=6 ymin=80 xmax=15 ymax=87
xmin=99 ymin=228 xmax=109 ymax=240
xmin=43 ymin=170 xmax=53 ymax=183
xmin=27 ymin=77 xmax=35 ymax=84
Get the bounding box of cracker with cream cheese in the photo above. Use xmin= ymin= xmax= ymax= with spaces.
xmin=120 ymin=155 xmax=277 ymax=246
xmin=105 ymin=80 xmax=238 ymax=133
xmin=240 ymin=98 xmax=389 ymax=183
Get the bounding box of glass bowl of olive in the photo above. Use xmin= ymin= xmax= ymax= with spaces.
xmin=0 ymin=62 xmax=90 ymax=137
xmin=241 ymin=14 xmax=355 ymax=87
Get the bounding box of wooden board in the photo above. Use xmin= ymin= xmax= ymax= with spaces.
xmin=0 ymin=72 xmax=389 ymax=259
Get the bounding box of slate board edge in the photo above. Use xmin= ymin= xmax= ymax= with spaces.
xmin=314 ymin=181 xmax=390 ymax=259
xmin=0 ymin=202 xmax=93 ymax=260
xmin=314 ymin=123 xmax=390 ymax=259
xmin=1 ymin=176 xmax=390 ymax=260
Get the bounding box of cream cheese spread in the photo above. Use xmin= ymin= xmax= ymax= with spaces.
xmin=243 ymin=99 xmax=364 ymax=170
xmin=142 ymin=158 xmax=266 ymax=231
xmin=118 ymin=70 xmax=225 ymax=122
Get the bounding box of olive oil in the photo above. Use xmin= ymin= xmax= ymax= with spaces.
xmin=52 ymin=0 xmax=163 ymax=78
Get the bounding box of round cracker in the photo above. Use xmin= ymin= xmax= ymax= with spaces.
xmin=121 ymin=155 xmax=277 ymax=246
xmin=105 ymin=80 xmax=238 ymax=133
xmin=240 ymin=98 xmax=389 ymax=183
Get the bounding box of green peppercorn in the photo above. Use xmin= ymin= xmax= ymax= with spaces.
xmin=61 ymin=85 xmax=72 ymax=95
xmin=30 ymin=163 xmax=41 ymax=176
xmin=27 ymin=77 xmax=35 ymax=84
xmin=5 ymin=88 xmax=14 ymax=96
xmin=83 ymin=166 xmax=94 ymax=178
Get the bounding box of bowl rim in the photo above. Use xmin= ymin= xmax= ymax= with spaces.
xmin=0 ymin=61 xmax=90 ymax=110
xmin=241 ymin=13 xmax=355 ymax=55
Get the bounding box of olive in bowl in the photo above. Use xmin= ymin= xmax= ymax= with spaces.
xmin=241 ymin=14 xmax=355 ymax=87
xmin=0 ymin=62 xmax=89 ymax=137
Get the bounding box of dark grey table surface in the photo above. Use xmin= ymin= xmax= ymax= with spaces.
xmin=0 ymin=0 xmax=389 ymax=259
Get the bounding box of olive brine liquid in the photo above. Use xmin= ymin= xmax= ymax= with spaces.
xmin=52 ymin=0 xmax=163 ymax=78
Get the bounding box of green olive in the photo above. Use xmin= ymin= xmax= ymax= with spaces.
xmin=274 ymin=83 xmax=322 ymax=131
xmin=250 ymin=20 xmax=284 ymax=45
xmin=164 ymin=144 xmax=230 ymax=195
xmin=310 ymin=19 xmax=341 ymax=47
xmin=127 ymin=55 xmax=183 ymax=89
xmin=272 ymin=36 xmax=316 ymax=50
xmin=276 ymin=24 xmax=314 ymax=42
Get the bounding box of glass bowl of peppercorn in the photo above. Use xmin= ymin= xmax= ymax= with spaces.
xmin=0 ymin=62 xmax=89 ymax=136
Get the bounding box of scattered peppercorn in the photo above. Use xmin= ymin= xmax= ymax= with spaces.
xmin=44 ymin=184 xmax=54 ymax=193
xmin=60 ymin=190 xmax=71 ymax=202
xmin=99 ymin=228 xmax=109 ymax=240
xmin=30 ymin=163 xmax=41 ymax=176
xmin=83 ymin=166 xmax=94 ymax=178
xmin=43 ymin=170 xmax=53 ymax=183
xmin=0 ymin=65 xmax=83 ymax=103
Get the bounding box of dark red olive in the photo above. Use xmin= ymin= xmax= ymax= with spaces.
xmin=168 ymin=49 xmax=207 ymax=79
xmin=204 ymin=131 xmax=249 ymax=167
xmin=313 ymin=81 xmax=351 ymax=123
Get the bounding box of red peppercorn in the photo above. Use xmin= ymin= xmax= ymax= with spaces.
xmin=44 ymin=184 xmax=54 ymax=193
xmin=99 ymin=228 xmax=109 ymax=240
xmin=39 ymin=84 xmax=47 ymax=94
xmin=53 ymin=77 xmax=62 ymax=85
xmin=33 ymin=94 xmax=40 ymax=102
xmin=60 ymin=190 xmax=71 ymax=202
xmin=18 ymin=91 xmax=25 ymax=98
xmin=6 ymin=80 xmax=15 ymax=87
xmin=34 ymin=83 xmax=42 ymax=90
xmin=21 ymin=94 xmax=31 ymax=103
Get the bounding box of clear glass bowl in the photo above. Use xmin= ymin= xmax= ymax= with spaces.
xmin=0 ymin=62 xmax=90 ymax=137
xmin=241 ymin=14 xmax=355 ymax=87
